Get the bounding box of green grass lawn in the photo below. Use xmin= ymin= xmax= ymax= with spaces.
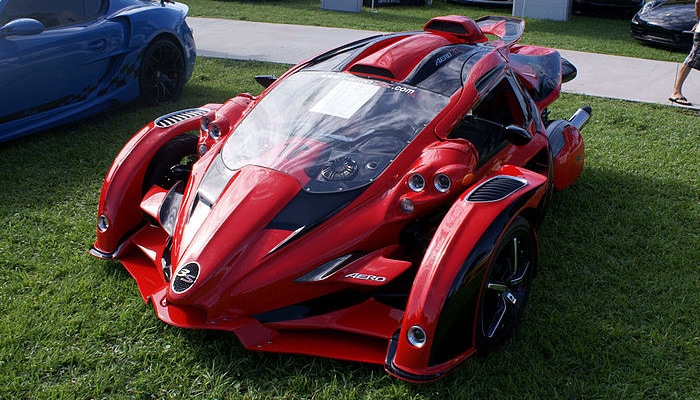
xmin=1 ymin=57 xmax=698 ymax=398
xmin=2 ymin=3 xmax=700 ymax=396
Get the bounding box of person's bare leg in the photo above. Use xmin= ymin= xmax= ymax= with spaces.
xmin=671 ymin=63 xmax=691 ymax=101
xmin=671 ymin=64 xmax=690 ymax=98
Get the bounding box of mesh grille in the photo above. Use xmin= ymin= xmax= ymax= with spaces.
xmin=155 ymin=108 xmax=208 ymax=128
xmin=467 ymin=176 xmax=526 ymax=202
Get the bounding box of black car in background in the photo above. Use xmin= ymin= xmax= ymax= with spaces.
xmin=631 ymin=0 xmax=695 ymax=51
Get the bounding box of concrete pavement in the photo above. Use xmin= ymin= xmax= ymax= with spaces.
xmin=188 ymin=17 xmax=700 ymax=110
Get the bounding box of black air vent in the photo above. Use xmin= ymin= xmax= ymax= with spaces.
xmin=349 ymin=65 xmax=395 ymax=79
xmin=467 ymin=176 xmax=526 ymax=202
xmin=155 ymin=108 xmax=208 ymax=128
xmin=424 ymin=21 xmax=468 ymax=36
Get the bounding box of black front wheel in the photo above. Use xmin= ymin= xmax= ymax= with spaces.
xmin=142 ymin=134 xmax=198 ymax=193
xmin=139 ymin=38 xmax=186 ymax=105
xmin=476 ymin=216 xmax=537 ymax=354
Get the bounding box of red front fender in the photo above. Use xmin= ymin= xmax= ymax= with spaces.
xmin=386 ymin=165 xmax=547 ymax=382
xmin=90 ymin=107 xmax=216 ymax=258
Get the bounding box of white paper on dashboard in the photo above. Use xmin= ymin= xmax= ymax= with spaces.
xmin=310 ymin=80 xmax=380 ymax=119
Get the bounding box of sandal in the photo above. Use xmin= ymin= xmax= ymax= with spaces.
xmin=669 ymin=96 xmax=692 ymax=106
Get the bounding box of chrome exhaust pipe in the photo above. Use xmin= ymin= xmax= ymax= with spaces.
xmin=569 ymin=106 xmax=592 ymax=130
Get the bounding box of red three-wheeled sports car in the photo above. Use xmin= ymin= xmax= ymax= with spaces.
xmin=90 ymin=15 xmax=590 ymax=381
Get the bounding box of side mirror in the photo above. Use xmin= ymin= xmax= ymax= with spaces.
xmin=0 ymin=18 xmax=45 ymax=38
xmin=504 ymin=124 xmax=532 ymax=146
xmin=561 ymin=57 xmax=578 ymax=83
xmin=255 ymin=75 xmax=277 ymax=88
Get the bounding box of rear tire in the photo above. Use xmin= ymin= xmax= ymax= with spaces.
xmin=476 ymin=217 xmax=536 ymax=354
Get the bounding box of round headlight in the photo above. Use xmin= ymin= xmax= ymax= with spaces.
xmin=97 ymin=215 xmax=109 ymax=232
xmin=407 ymin=325 xmax=427 ymax=348
xmin=408 ymin=173 xmax=425 ymax=192
xmin=200 ymin=116 xmax=211 ymax=132
xmin=208 ymin=123 xmax=221 ymax=139
xmin=434 ymin=173 xmax=451 ymax=193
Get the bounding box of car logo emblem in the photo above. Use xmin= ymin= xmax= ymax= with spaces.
xmin=172 ymin=262 xmax=200 ymax=293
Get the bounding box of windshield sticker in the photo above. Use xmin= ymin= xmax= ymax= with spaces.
xmin=374 ymin=80 xmax=416 ymax=96
xmin=310 ymin=80 xmax=380 ymax=119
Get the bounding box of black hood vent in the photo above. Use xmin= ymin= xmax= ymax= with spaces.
xmin=155 ymin=108 xmax=208 ymax=128
xmin=467 ymin=176 xmax=526 ymax=202
xmin=349 ymin=65 xmax=395 ymax=79
xmin=424 ymin=20 xmax=468 ymax=36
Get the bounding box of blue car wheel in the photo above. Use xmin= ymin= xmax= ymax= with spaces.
xmin=139 ymin=37 xmax=186 ymax=104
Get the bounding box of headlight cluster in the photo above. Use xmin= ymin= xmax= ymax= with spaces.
xmin=400 ymin=170 xmax=456 ymax=214
xmin=198 ymin=115 xmax=226 ymax=156
xmin=408 ymin=172 xmax=452 ymax=194
xmin=400 ymin=171 xmax=456 ymax=214
xmin=202 ymin=118 xmax=221 ymax=139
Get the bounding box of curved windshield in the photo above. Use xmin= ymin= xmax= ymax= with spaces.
xmin=221 ymin=71 xmax=449 ymax=193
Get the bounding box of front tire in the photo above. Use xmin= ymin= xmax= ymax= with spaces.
xmin=139 ymin=38 xmax=186 ymax=105
xmin=476 ymin=216 xmax=537 ymax=353
xmin=142 ymin=134 xmax=198 ymax=193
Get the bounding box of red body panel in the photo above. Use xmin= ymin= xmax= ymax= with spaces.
xmin=551 ymin=124 xmax=585 ymax=190
xmin=90 ymin=15 xmax=589 ymax=382
xmin=389 ymin=166 xmax=547 ymax=378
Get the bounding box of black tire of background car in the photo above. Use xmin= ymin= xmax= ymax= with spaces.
xmin=139 ymin=37 xmax=186 ymax=105
xmin=475 ymin=216 xmax=536 ymax=354
xmin=142 ymin=134 xmax=198 ymax=193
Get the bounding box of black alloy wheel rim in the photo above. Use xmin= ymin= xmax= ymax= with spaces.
xmin=480 ymin=228 xmax=534 ymax=342
xmin=142 ymin=41 xmax=184 ymax=103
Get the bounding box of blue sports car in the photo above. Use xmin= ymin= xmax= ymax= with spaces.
xmin=0 ymin=0 xmax=196 ymax=142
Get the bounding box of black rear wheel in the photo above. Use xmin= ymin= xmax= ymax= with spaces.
xmin=476 ymin=216 xmax=536 ymax=353
xmin=139 ymin=38 xmax=185 ymax=104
